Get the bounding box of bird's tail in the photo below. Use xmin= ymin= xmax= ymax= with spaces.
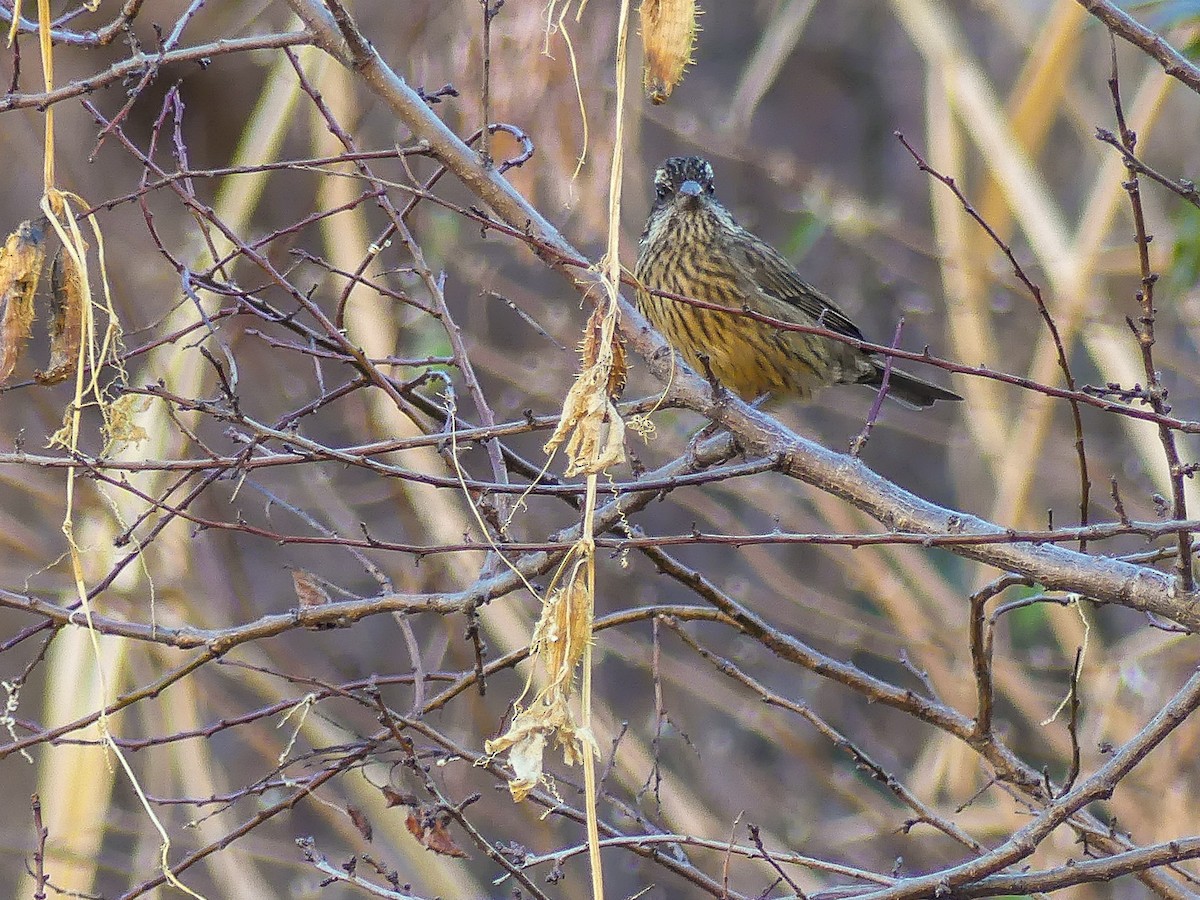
xmin=863 ymin=362 xmax=962 ymax=410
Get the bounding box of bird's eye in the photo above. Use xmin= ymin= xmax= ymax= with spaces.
xmin=655 ymin=184 xmax=672 ymax=200
xmin=705 ymin=183 xmax=715 ymax=195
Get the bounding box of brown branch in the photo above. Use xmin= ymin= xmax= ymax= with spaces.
xmin=0 ymin=32 xmax=314 ymax=112
xmin=896 ymin=131 xmax=1091 ymax=549
xmin=1094 ymin=127 xmax=1200 ymax=208
xmin=851 ymin=666 xmax=1200 ymax=899
xmin=956 ymin=838 xmax=1200 ymax=897
xmin=1108 ymin=42 xmax=1194 ymax=592
xmin=666 ymin=618 xmax=984 ymax=853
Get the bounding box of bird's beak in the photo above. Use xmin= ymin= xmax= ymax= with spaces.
xmin=676 ymin=179 xmax=703 ymax=209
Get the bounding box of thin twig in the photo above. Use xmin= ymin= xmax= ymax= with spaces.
xmin=1107 ymin=41 xmax=1194 ymax=592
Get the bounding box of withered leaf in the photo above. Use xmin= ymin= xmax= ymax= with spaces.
xmin=404 ymin=811 xmax=423 ymax=841
xmin=292 ymin=568 xmax=341 ymax=630
xmin=292 ymin=569 xmax=331 ymax=609
xmin=546 ymin=305 xmax=628 ymax=477
xmin=422 ymin=818 xmax=468 ymax=858
xmin=380 ymin=785 xmax=415 ymax=808
xmin=404 ymin=808 xmax=468 ymax=858
xmin=346 ymin=804 xmax=373 ymax=842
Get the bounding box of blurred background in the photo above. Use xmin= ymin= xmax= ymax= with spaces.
xmin=2 ymin=0 xmax=1200 ymax=896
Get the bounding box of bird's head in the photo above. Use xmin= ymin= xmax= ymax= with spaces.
xmin=653 ymin=156 xmax=716 ymax=208
xmin=642 ymin=156 xmax=734 ymax=245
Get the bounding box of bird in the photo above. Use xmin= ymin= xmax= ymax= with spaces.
xmin=634 ymin=156 xmax=961 ymax=409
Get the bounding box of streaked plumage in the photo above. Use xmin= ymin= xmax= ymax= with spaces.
xmin=634 ymin=156 xmax=961 ymax=409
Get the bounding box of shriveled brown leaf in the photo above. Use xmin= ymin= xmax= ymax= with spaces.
xmin=0 ymin=220 xmax=46 ymax=386
xmin=544 ymin=364 xmax=627 ymax=477
xmin=639 ymin=0 xmax=699 ymax=104
xmin=346 ymin=805 xmax=373 ymax=842
xmin=292 ymin=569 xmax=331 ymax=609
xmin=404 ymin=811 xmax=423 ymax=841
xmin=422 ymin=818 xmax=468 ymax=858
xmin=380 ymin=786 xmax=415 ymax=808
xmin=503 ymin=727 xmax=549 ymax=801
xmin=532 ymin=559 xmax=590 ymax=684
xmin=485 ymin=698 xmax=600 ymax=802
xmin=546 ymin=297 xmax=627 ymax=476
xmin=35 ymin=245 xmax=84 ymax=385
xmin=485 ymin=554 xmax=600 ymax=803
xmin=404 ymin=807 xmax=468 ymax=858
xmin=291 ymin=568 xmax=347 ymax=631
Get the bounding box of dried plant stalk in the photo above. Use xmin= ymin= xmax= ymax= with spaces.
xmin=0 ymin=220 xmax=47 ymax=386
xmin=639 ymin=0 xmax=699 ymax=104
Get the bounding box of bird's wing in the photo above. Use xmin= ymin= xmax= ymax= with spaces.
xmin=732 ymin=233 xmax=866 ymax=341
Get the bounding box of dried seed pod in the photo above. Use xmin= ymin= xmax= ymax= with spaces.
xmin=0 ymin=220 xmax=46 ymax=386
xmin=34 ymin=245 xmax=84 ymax=385
xmin=580 ymin=304 xmax=627 ymax=398
xmin=484 ymin=552 xmax=600 ymax=802
xmin=640 ymin=0 xmax=699 ymax=105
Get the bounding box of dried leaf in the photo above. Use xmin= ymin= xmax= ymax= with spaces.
xmin=532 ymin=560 xmax=590 ymax=684
xmin=346 ymin=805 xmax=373 ymax=842
xmin=0 ymin=220 xmax=46 ymax=386
xmin=292 ymin=569 xmax=331 ymax=609
xmin=544 ymin=366 xmax=627 ymax=477
xmin=380 ymin=786 xmax=414 ymax=808
xmin=485 ymin=692 xmax=600 ymax=802
xmin=487 ymin=711 xmax=558 ymax=802
xmin=291 ymin=568 xmax=345 ymax=630
xmin=423 ymin=818 xmax=468 ymax=858
xmin=404 ymin=811 xmax=424 ymax=841
xmin=505 ymin=728 xmax=548 ymax=801
xmin=99 ymin=393 xmax=150 ymax=451
xmin=487 ymin=564 xmax=600 ymax=801
xmin=404 ymin=807 xmax=468 ymax=858
xmin=640 ymin=0 xmax=700 ymax=105
xmin=546 ymin=301 xmax=627 ymax=476
xmin=483 ymin=544 xmax=603 ymax=802
xmin=35 ymin=245 xmax=84 ymax=385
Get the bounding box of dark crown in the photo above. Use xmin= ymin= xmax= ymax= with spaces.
xmin=654 ymin=156 xmax=715 ymax=193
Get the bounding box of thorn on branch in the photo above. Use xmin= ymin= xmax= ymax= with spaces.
xmin=1110 ymin=477 xmax=1130 ymax=526
xmin=418 ymin=83 xmax=459 ymax=105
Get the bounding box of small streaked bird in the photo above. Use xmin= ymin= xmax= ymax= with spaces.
xmin=634 ymin=156 xmax=962 ymax=409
